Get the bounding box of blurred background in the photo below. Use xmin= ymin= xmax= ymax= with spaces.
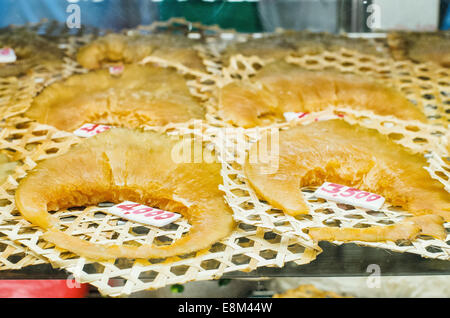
xmin=0 ymin=0 xmax=448 ymax=33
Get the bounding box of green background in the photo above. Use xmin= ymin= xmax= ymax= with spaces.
xmin=159 ymin=0 xmax=263 ymax=33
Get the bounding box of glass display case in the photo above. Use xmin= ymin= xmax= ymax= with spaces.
xmin=0 ymin=0 xmax=449 ymax=299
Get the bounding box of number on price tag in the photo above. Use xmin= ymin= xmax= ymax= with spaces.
xmin=108 ymin=201 xmax=181 ymax=227
xmin=0 ymin=48 xmax=16 ymax=63
xmin=314 ymin=182 xmax=385 ymax=210
xmin=73 ymin=124 xmax=112 ymax=138
xmin=109 ymin=65 xmax=124 ymax=76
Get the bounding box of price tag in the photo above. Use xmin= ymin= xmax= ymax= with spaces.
xmin=283 ymin=112 xmax=309 ymax=121
xmin=314 ymin=182 xmax=385 ymax=210
xmin=73 ymin=124 xmax=112 ymax=138
xmin=0 ymin=48 xmax=16 ymax=63
xmin=108 ymin=201 xmax=181 ymax=227
xmin=283 ymin=112 xmax=344 ymax=122
xmin=109 ymin=64 xmax=124 ymax=76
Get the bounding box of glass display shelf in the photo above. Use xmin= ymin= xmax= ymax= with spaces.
xmin=1 ymin=242 xmax=449 ymax=280
xmin=225 ymin=242 xmax=450 ymax=278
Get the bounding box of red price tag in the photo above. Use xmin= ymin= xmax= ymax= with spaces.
xmin=108 ymin=201 xmax=181 ymax=227
xmin=0 ymin=48 xmax=11 ymax=55
xmin=73 ymin=124 xmax=112 ymax=138
xmin=314 ymin=182 xmax=385 ymax=210
xmin=109 ymin=65 xmax=124 ymax=76
xmin=0 ymin=47 xmax=16 ymax=63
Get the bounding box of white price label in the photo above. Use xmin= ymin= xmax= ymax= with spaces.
xmin=283 ymin=112 xmax=309 ymax=121
xmin=109 ymin=65 xmax=124 ymax=76
xmin=314 ymin=182 xmax=385 ymax=210
xmin=73 ymin=124 xmax=112 ymax=138
xmin=108 ymin=201 xmax=181 ymax=227
xmin=0 ymin=48 xmax=16 ymax=63
xmin=283 ymin=112 xmax=345 ymax=122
